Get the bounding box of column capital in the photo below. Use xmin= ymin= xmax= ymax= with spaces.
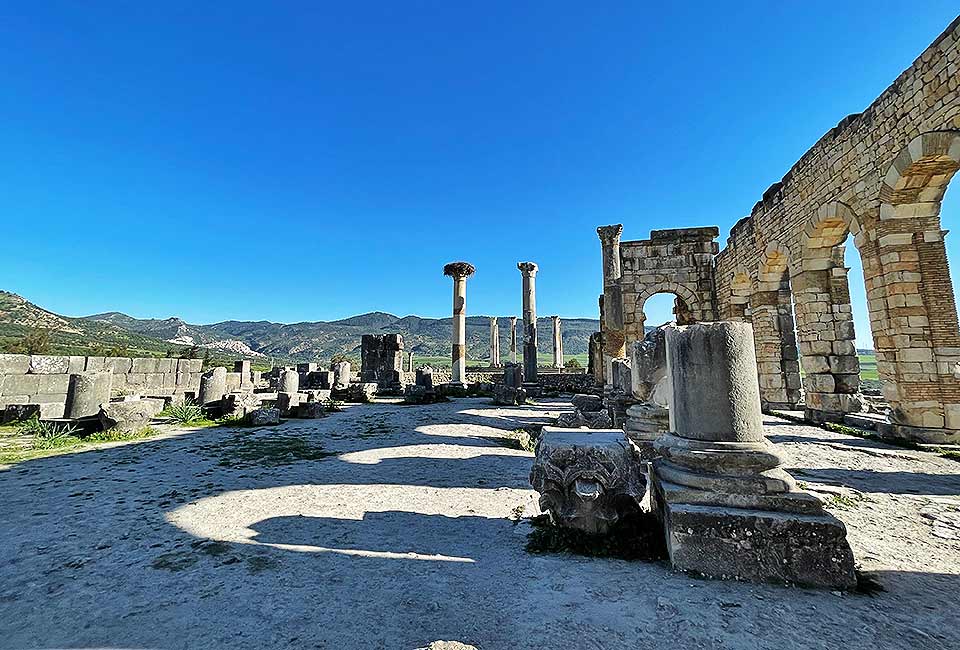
xmin=517 ymin=261 xmax=539 ymax=276
xmin=443 ymin=261 xmax=475 ymax=279
xmin=597 ymin=224 xmax=623 ymax=244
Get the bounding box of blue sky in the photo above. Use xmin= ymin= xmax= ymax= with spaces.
xmin=1 ymin=2 xmax=957 ymax=348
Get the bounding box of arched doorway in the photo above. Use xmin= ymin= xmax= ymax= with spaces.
xmin=753 ymin=242 xmax=802 ymax=410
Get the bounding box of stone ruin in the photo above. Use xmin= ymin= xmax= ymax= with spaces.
xmin=531 ymin=321 xmax=858 ymax=588
xmin=360 ymin=333 xmax=404 ymax=394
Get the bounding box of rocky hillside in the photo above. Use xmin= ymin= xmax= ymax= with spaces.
xmin=0 ymin=291 xmax=600 ymax=364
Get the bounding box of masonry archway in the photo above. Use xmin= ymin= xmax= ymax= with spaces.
xmin=792 ymin=201 xmax=865 ymax=422
xmin=752 ymin=242 xmax=802 ymax=410
xmin=869 ymin=130 xmax=960 ymax=436
xmin=727 ymin=268 xmax=753 ymax=322
xmin=635 ymin=283 xmax=703 ymax=335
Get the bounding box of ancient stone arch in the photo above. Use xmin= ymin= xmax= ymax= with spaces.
xmin=752 ymin=241 xmax=802 ymax=409
xmin=788 ymin=202 xmax=866 ymax=419
xmin=612 ymin=227 xmax=719 ymax=343
xmin=868 ymin=130 xmax=960 ymax=434
xmin=600 ymin=17 xmax=960 ymax=442
xmin=636 ymin=283 xmax=701 ymax=328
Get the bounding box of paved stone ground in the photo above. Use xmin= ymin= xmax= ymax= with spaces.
xmin=1 ymin=397 xmax=958 ymax=649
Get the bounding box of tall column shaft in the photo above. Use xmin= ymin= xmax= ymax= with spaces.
xmin=489 ymin=317 xmax=500 ymax=367
xmin=552 ymin=316 xmax=564 ymax=368
xmin=518 ymin=262 xmax=539 ymax=383
xmin=509 ymin=316 xmax=518 ymax=363
xmin=444 ymin=262 xmax=476 ymax=385
xmin=598 ymin=225 xmax=625 ymax=389
xmin=452 ymin=276 xmax=467 ymax=382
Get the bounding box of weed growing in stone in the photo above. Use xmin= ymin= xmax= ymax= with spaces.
xmin=161 ymin=401 xmax=206 ymax=425
xmin=20 ymin=417 xmax=81 ymax=449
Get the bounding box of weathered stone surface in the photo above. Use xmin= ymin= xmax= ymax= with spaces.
xmin=246 ymin=407 xmax=280 ymax=426
xmin=64 ymin=372 xmax=113 ymax=419
xmin=530 ymin=428 xmax=646 ymax=534
xmin=276 ymin=392 xmax=302 ymax=416
xmin=279 ymin=369 xmax=299 ymax=394
xmin=198 ymin=367 xmax=228 ymax=406
xmin=415 ymin=367 xmax=434 ymax=389
xmin=571 ymin=394 xmax=603 ymax=413
xmin=360 ymin=333 xmax=404 ymax=389
xmin=518 ymin=262 xmax=539 ymax=383
xmin=0 ymin=354 xmax=30 ymax=374
xmin=332 ymin=362 xmax=351 ymax=390
xmin=29 ymin=355 xmax=69 ymax=374
xmin=491 ymin=384 xmax=526 ymax=406
xmin=296 ymin=402 xmax=326 ymax=419
xmin=222 ymin=392 xmax=262 ymax=419
xmin=652 ymin=322 xmax=857 ymax=589
xmin=99 ymin=398 xmax=164 ymax=432
xmin=345 ymin=382 xmax=377 ymax=403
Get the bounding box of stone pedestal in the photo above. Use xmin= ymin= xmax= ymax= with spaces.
xmin=518 ymin=262 xmax=539 ymax=383
xmin=64 ymin=371 xmax=113 ymax=419
xmin=530 ymin=428 xmax=646 ymax=534
xmin=651 ymin=321 xmax=856 ymax=589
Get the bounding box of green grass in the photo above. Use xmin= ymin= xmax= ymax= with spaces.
xmin=0 ymin=420 xmax=159 ymax=465
xmin=858 ymin=353 xmax=878 ymax=380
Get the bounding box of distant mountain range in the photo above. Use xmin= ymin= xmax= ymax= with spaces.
xmin=0 ymin=291 xmax=600 ymax=364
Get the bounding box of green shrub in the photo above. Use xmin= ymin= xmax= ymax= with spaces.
xmin=161 ymin=400 xmax=206 ymax=425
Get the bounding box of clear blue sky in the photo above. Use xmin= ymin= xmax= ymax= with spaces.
xmin=1 ymin=2 xmax=958 ymax=348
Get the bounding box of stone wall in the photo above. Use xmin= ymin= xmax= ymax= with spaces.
xmin=0 ymin=354 xmax=203 ymax=418
xmin=606 ymin=18 xmax=960 ymax=442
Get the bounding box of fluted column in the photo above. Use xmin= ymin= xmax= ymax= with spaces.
xmin=443 ymin=262 xmax=475 ymax=384
xmin=509 ymin=316 xmax=518 ymax=363
xmin=518 ymin=262 xmax=539 ymax=383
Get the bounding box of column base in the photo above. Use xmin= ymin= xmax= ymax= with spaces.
xmin=650 ymin=472 xmax=856 ymax=589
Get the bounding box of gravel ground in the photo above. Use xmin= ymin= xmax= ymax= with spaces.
xmin=1 ymin=397 xmax=958 ymax=649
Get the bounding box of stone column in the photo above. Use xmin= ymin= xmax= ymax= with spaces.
xmin=64 ymin=371 xmax=113 ymax=419
xmin=444 ymin=262 xmax=476 ymax=385
xmin=518 ymin=262 xmax=539 ymax=383
xmin=650 ymin=322 xmax=856 ymax=588
xmin=551 ymin=316 xmax=564 ymax=368
xmin=489 ymin=317 xmax=500 ymax=367
xmin=279 ymin=369 xmax=299 ymax=394
xmin=598 ymin=225 xmax=625 ymax=391
xmin=199 ymin=367 xmax=228 ymax=405
xmin=407 ymin=351 xmax=415 ymax=373
xmin=509 ymin=316 xmax=518 ymax=363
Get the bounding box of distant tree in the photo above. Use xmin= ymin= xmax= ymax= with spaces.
xmin=330 ymin=352 xmax=349 ymax=365
xmin=565 ymin=357 xmax=582 ymax=369
xmin=106 ymin=344 xmax=130 ymax=357
xmin=165 ymin=347 xmax=176 ymax=358
xmin=7 ymin=328 xmax=52 ymax=355
xmin=183 ymin=345 xmax=201 ymax=359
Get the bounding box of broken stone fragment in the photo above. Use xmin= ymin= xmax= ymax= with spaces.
xmin=246 ymin=407 xmax=280 ymax=426
xmin=99 ymin=398 xmax=165 ymax=432
xmin=530 ymin=427 xmax=646 ymax=534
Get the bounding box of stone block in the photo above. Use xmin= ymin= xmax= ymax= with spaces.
xmin=37 ymin=374 xmax=69 ymax=394
xmin=296 ymin=402 xmax=327 ymax=419
xmin=491 ymin=384 xmax=526 ymax=406
xmin=156 ymin=358 xmax=175 ymax=373
xmin=225 ymin=372 xmax=242 ymax=393
xmin=0 ymin=354 xmax=30 ymax=374
xmin=65 ymin=372 xmax=113 ymax=419
xmin=99 ymin=398 xmax=164 ymax=432
xmin=126 ymin=373 xmax=147 ymax=388
xmin=131 ymin=357 xmax=159 ymax=374
xmin=107 ymin=357 xmax=133 ymax=374
xmin=571 ymin=394 xmax=603 ymax=412
xmin=1 ymin=374 xmax=40 ymax=396
xmin=84 ymin=357 xmax=106 ymax=372
xmin=29 ymin=355 xmax=69 ymax=374
xmin=246 ymin=407 xmax=280 ymax=426
xmin=39 ymin=403 xmax=66 ymax=419
xmin=145 ymin=373 xmax=165 ymax=391
xmin=67 ymin=356 xmax=86 ymax=374
xmin=655 ymin=486 xmax=855 ymax=589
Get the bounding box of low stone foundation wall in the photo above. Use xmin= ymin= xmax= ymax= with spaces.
xmin=0 ymin=353 xmax=203 ymax=418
